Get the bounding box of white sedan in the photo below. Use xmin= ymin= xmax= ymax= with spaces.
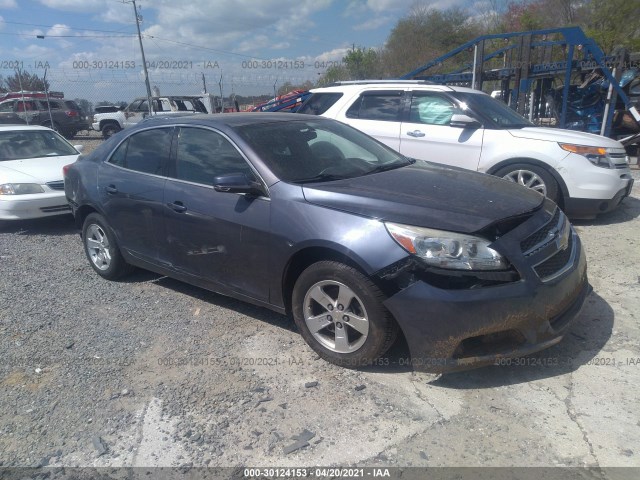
xmin=0 ymin=125 xmax=82 ymax=220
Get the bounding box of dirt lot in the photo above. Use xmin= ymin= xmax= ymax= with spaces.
xmin=1 ymin=134 xmax=639 ymax=477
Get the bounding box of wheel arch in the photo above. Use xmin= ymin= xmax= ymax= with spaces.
xmin=281 ymin=246 xmax=372 ymax=316
xmin=74 ymin=204 xmax=100 ymax=232
xmin=99 ymin=119 xmax=121 ymax=130
xmin=486 ymin=157 xmax=569 ymax=208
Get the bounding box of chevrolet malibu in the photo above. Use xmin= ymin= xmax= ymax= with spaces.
xmin=64 ymin=114 xmax=589 ymax=372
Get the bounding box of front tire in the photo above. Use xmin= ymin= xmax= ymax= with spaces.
xmin=495 ymin=163 xmax=559 ymax=203
xmin=82 ymin=213 xmax=133 ymax=280
xmin=292 ymin=261 xmax=398 ymax=368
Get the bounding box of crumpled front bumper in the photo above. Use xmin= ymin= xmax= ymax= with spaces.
xmin=383 ymin=229 xmax=589 ymax=373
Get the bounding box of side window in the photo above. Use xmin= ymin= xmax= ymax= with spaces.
xmin=345 ymin=91 xmax=402 ymax=121
xmin=17 ymin=101 xmax=36 ymax=112
xmin=0 ymin=101 xmax=15 ymax=112
xmin=297 ymin=93 xmax=343 ymax=115
xmin=175 ymin=127 xmax=254 ymax=186
xmin=107 ymin=128 xmax=172 ymax=175
xmin=409 ymin=93 xmax=458 ymax=125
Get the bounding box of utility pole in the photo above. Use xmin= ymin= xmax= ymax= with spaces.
xmin=218 ymin=74 xmax=224 ymax=113
xmin=129 ymin=0 xmax=153 ymax=116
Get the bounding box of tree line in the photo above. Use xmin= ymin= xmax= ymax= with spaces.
xmin=315 ymin=0 xmax=639 ymax=85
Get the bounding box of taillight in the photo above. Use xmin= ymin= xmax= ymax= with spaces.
xmin=65 ymin=110 xmax=79 ymax=117
xmin=63 ymin=164 xmax=72 ymax=176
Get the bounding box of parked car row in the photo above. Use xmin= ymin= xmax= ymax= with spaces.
xmin=0 ymin=94 xmax=90 ymax=139
xmin=91 ymin=95 xmax=210 ymax=139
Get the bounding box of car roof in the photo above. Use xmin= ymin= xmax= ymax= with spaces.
xmin=133 ymin=96 xmax=206 ymax=100
xmin=0 ymin=125 xmax=54 ymax=132
xmin=309 ymin=83 xmax=482 ymax=95
xmin=137 ymin=112 xmax=330 ymax=129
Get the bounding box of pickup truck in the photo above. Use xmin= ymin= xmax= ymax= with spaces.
xmin=92 ymin=96 xmax=209 ymax=138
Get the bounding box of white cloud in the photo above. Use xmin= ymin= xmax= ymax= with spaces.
xmin=313 ymin=46 xmax=351 ymax=63
xmin=47 ymin=23 xmax=71 ymax=36
xmin=365 ymin=0 xmax=399 ymax=13
xmin=353 ymin=17 xmax=389 ymax=31
xmin=345 ymin=0 xmax=404 ymax=17
xmin=0 ymin=0 xmax=17 ymax=7
xmin=37 ymin=0 xmax=102 ymax=9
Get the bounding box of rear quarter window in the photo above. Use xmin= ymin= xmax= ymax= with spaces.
xmin=298 ymin=93 xmax=343 ymax=115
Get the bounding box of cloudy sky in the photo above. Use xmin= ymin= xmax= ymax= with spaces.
xmin=0 ymin=0 xmax=485 ymax=101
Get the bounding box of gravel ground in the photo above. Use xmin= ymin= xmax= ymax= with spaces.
xmin=1 ymin=137 xmax=639 ymax=475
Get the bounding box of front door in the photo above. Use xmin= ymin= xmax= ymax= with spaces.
xmin=399 ymin=91 xmax=484 ymax=171
xmin=163 ymin=126 xmax=271 ymax=301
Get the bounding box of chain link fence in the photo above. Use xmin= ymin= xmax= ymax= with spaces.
xmin=1 ymin=61 xmax=323 ymax=113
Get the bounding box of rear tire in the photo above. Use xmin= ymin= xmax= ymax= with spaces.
xmin=292 ymin=261 xmax=398 ymax=368
xmin=494 ymin=163 xmax=560 ymax=203
xmin=82 ymin=213 xmax=133 ymax=280
xmin=101 ymin=123 xmax=121 ymax=139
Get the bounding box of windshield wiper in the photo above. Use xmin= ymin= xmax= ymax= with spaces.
xmin=296 ymin=173 xmax=347 ymax=184
xmin=365 ymin=161 xmax=411 ymax=175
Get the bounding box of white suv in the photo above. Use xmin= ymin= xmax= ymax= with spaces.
xmin=298 ymin=81 xmax=634 ymax=218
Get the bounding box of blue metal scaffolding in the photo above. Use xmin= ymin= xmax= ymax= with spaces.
xmin=401 ymin=26 xmax=639 ymax=138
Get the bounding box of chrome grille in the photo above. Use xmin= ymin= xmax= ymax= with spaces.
xmin=609 ymin=151 xmax=629 ymax=169
xmin=534 ymin=234 xmax=574 ymax=281
xmin=46 ymin=180 xmax=65 ymax=191
xmin=520 ymin=208 xmax=562 ymax=256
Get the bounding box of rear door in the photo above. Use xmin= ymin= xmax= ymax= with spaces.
xmin=97 ymin=127 xmax=173 ymax=263
xmin=163 ymin=126 xmax=271 ymax=301
xmin=338 ymin=90 xmax=404 ymax=152
xmin=399 ymin=91 xmax=483 ymax=171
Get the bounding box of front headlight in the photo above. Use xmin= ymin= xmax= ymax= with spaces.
xmin=0 ymin=183 xmax=45 ymax=195
xmin=385 ymin=222 xmax=508 ymax=271
xmin=559 ymin=143 xmax=616 ymax=168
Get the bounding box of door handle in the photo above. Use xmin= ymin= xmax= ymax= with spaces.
xmin=406 ymin=130 xmax=425 ymax=138
xmin=105 ymin=185 xmax=118 ymax=194
xmin=167 ymin=201 xmax=187 ymax=213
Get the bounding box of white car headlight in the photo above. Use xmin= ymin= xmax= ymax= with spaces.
xmin=0 ymin=183 xmax=45 ymax=195
xmin=559 ymin=143 xmax=619 ymax=168
xmin=385 ymin=222 xmax=508 ymax=271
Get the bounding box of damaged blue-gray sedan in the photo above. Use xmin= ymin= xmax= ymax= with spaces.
xmin=64 ymin=113 xmax=589 ymax=372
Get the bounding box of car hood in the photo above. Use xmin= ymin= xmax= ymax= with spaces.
xmin=301 ymin=162 xmax=544 ymax=233
xmin=0 ymin=155 xmax=78 ymax=184
xmin=508 ymin=126 xmax=623 ymax=147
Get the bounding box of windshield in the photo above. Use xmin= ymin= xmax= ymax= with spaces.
xmin=456 ymin=92 xmax=534 ymax=128
xmin=0 ymin=130 xmax=78 ymax=161
xmin=234 ymin=119 xmax=410 ymax=183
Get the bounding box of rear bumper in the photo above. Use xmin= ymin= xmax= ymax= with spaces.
xmin=383 ymin=236 xmax=588 ymax=373
xmin=564 ymin=180 xmax=634 ymax=219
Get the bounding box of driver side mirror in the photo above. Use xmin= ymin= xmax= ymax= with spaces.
xmin=213 ymin=173 xmax=266 ymax=197
xmin=449 ymin=114 xmax=482 ymax=129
